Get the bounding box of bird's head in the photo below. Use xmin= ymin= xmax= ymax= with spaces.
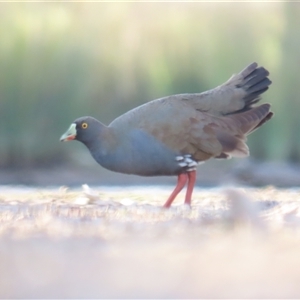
xmin=60 ymin=116 xmax=103 ymax=145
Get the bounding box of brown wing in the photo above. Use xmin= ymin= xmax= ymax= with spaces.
xmin=138 ymin=101 xmax=272 ymax=161
xmin=110 ymin=96 xmax=272 ymax=162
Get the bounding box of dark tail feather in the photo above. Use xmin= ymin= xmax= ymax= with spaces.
xmin=249 ymin=111 xmax=274 ymax=133
xmin=235 ymin=64 xmax=272 ymax=112
xmin=229 ymin=103 xmax=273 ymax=135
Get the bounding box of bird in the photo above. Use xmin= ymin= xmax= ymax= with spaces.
xmin=60 ymin=62 xmax=273 ymax=208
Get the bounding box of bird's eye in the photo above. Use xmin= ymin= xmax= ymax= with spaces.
xmin=82 ymin=122 xmax=88 ymax=129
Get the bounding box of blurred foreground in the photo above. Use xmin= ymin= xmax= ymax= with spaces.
xmin=1 ymin=185 xmax=300 ymax=298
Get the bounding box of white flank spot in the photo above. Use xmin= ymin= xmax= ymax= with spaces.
xmin=188 ymin=167 xmax=197 ymax=171
xmin=175 ymin=156 xmax=184 ymax=161
xmin=178 ymin=162 xmax=188 ymax=167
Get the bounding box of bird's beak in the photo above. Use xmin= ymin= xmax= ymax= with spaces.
xmin=60 ymin=123 xmax=77 ymax=141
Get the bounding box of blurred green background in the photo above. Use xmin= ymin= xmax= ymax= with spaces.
xmin=1 ymin=2 xmax=299 ymax=171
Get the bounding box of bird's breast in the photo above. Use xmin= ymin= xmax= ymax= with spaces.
xmin=89 ymin=129 xmax=186 ymax=176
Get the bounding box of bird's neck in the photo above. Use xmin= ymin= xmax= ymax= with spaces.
xmin=84 ymin=126 xmax=118 ymax=158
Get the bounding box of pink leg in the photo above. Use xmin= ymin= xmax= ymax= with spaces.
xmin=184 ymin=170 xmax=197 ymax=206
xmin=163 ymin=173 xmax=188 ymax=208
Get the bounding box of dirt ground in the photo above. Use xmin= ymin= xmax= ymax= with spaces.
xmin=1 ymin=185 xmax=300 ymax=298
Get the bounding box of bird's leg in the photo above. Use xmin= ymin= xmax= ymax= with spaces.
xmin=163 ymin=173 xmax=188 ymax=208
xmin=184 ymin=170 xmax=197 ymax=206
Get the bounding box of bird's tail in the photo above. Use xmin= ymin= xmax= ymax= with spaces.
xmin=215 ymin=104 xmax=273 ymax=158
xmin=229 ymin=103 xmax=273 ymax=134
xmin=226 ymin=62 xmax=272 ymax=113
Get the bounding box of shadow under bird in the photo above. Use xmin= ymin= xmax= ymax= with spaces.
xmin=60 ymin=62 xmax=273 ymax=207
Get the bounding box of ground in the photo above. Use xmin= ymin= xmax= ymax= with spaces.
xmin=1 ymin=185 xmax=300 ymax=298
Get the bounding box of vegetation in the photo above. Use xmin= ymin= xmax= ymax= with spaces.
xmin=1 ymin=2 xmax=299 ymax=167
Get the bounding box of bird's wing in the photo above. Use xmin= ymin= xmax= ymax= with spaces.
xmin=110 ymin=96 xmax=272 ymax=161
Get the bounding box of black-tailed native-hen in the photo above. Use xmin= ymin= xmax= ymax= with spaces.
xmin=60 ymin=62 xmax=273 ymax=208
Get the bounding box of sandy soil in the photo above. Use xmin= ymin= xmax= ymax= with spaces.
xmin=1 ymin=185 xmax=300 ymax=298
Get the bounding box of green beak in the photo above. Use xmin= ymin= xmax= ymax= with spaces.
xmin=60 ymin=123 xmax=77 ymax=141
